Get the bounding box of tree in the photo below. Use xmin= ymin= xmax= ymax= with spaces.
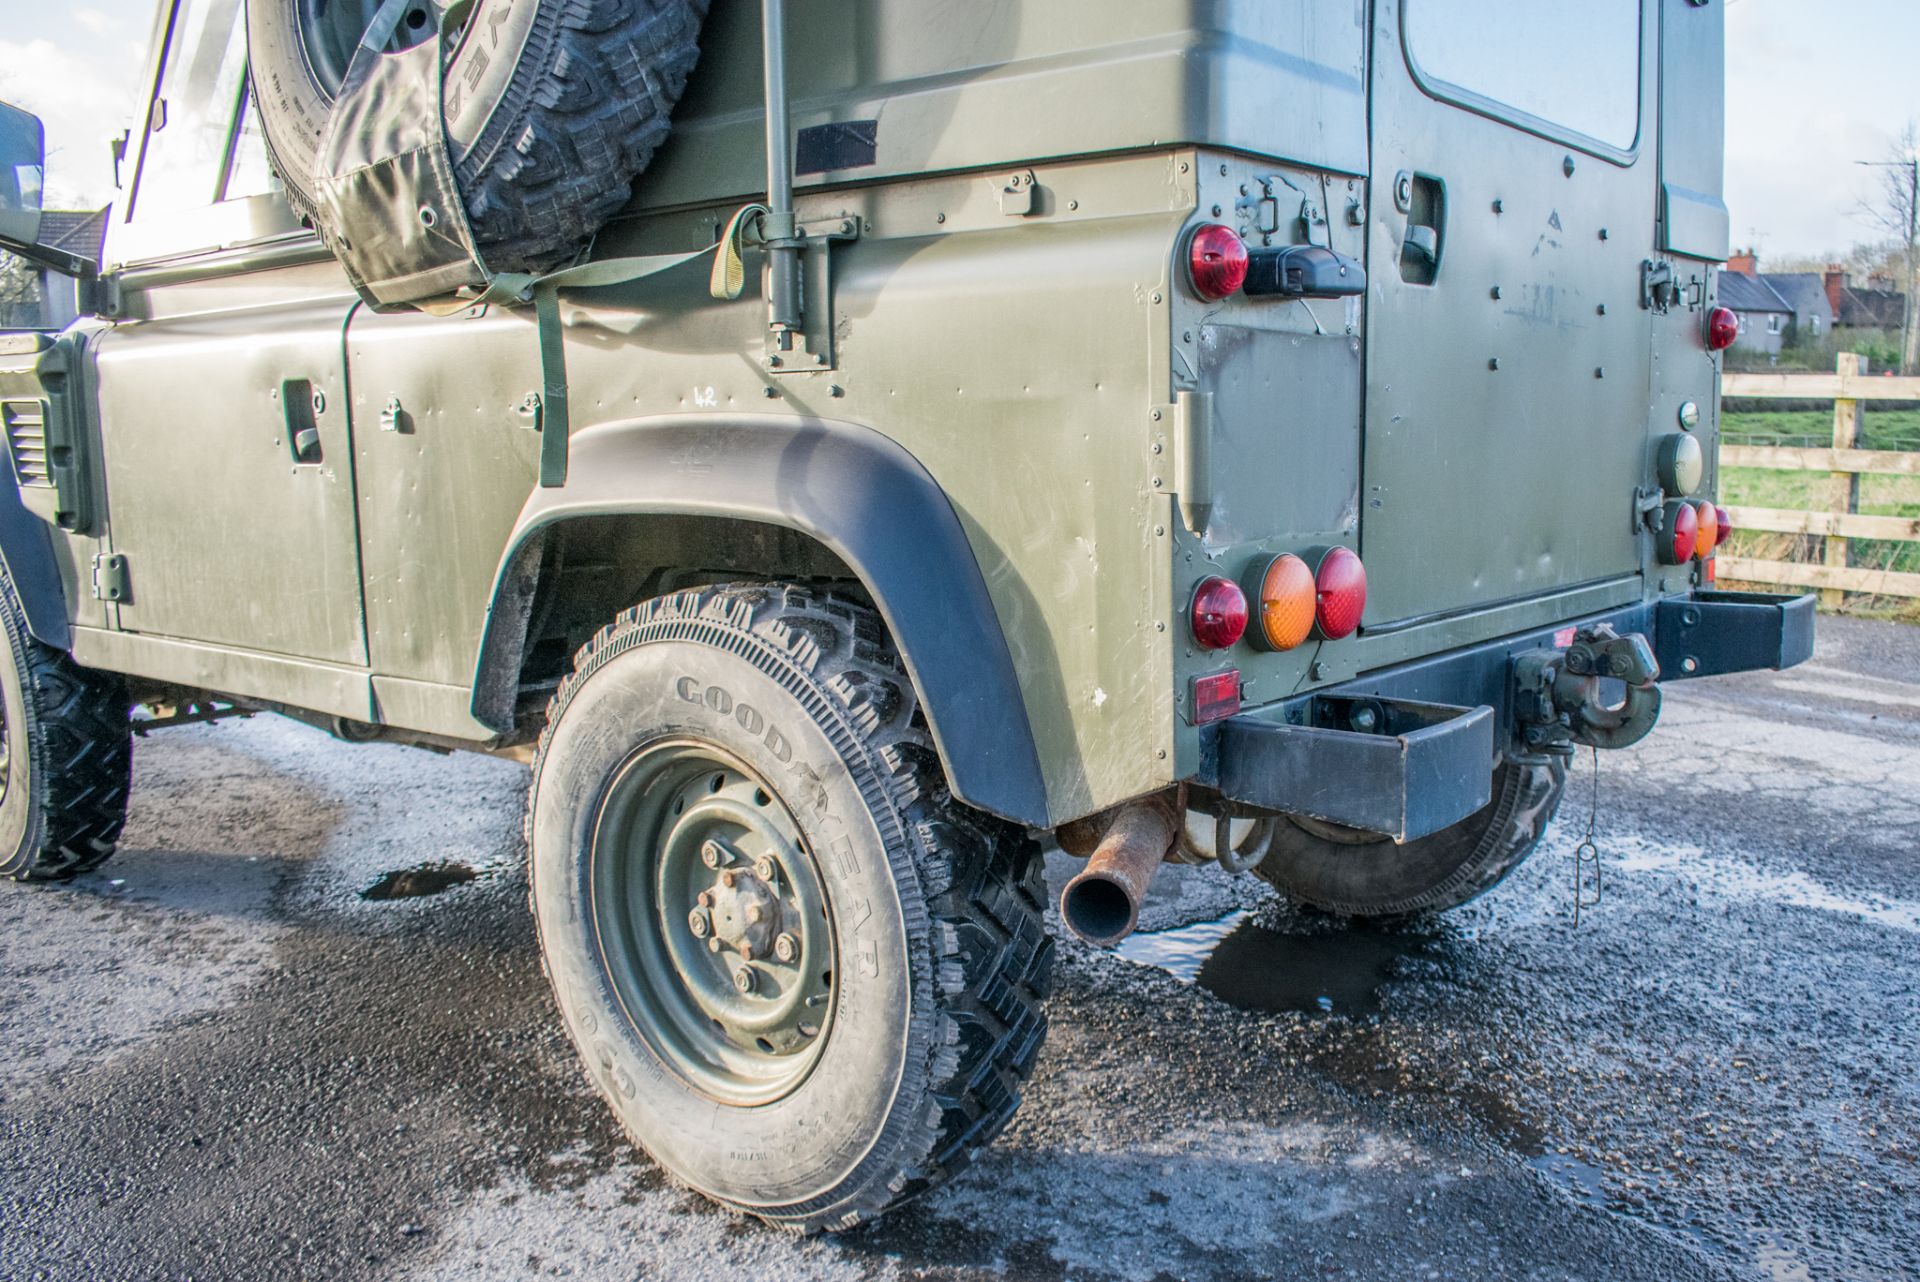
xmin=1856 ymin=121 xmax=1919 ymax=375
xmin=0 ymin=251 xmax=42 ymax=329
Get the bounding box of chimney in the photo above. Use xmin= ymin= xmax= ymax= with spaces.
xmin=1726 ymin=249 xmax=1758 ymax=275
xmin=1824 ymin=264 xmax=1847 ymax=316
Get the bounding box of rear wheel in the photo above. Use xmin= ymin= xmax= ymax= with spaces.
xmin=0 ymin=569 xmax=132 ymax=882
xmin=1252 ymin=759 xmax=1566 ymax=919
xmin=527 ymin=585 xmax=1052 ymax=1231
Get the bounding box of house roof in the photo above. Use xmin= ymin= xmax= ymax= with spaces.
xmin=35 ymin=209 xmax=108 ymax=261
xmin=1836 ymin=284 xmax=1906 ymax=329
xmin=1760 ymin=272 xmax=1833 ymax=320
xmin=1718 ymin=270 xmax=1791 ymax=314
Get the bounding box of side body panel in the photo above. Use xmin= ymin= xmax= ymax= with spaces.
xmin=91 ymin=268 xmax=367 ymax=666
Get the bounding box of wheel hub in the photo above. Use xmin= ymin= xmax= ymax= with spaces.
xmin=592 ymin=744 xmax=836 ymax=1105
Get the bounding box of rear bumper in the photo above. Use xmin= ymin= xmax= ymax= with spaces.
xmin=1197 ymin=589 xmax=1814 ymax=841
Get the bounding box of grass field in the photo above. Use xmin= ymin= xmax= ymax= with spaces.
xmin=1719 ymin=408 xmax=1920 ymax=618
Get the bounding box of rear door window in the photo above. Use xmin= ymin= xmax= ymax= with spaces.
xmin=1403 ymin=0 xmax=1641 ymax=152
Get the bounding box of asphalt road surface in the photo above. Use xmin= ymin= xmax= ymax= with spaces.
xmin=3 ymin=616 xmax=1915 ymax=1282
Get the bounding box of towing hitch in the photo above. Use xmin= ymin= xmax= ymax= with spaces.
xmin=1514 ymin=623 xmax=1661 ymax=755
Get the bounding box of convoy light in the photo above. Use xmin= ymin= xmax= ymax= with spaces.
xmin=1189 ymin=576 xmax=1248 ymax=649
xmin=1245 ymin=553 xmax=1316 ymax=651
xmin=1706 ymin=305 xmax=1739 ymax=352
xmin=1185 ymin=223 xmax=1249 ymax=301
xmin=1312 ymin=546 xmax=1367 ymax=640
xmin=1656 ymin=431 xmax=1705 ymax=495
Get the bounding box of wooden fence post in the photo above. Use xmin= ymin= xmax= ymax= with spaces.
xmin=1823 ymin=352 xmax=1863 ymax=609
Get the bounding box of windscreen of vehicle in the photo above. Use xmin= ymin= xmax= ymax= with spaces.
xmin=1404 ymin=0 xmax=1641 ymax=151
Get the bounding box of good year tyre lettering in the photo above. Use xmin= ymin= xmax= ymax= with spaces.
xmin=675 ymin=677 xmax=792 ymax=762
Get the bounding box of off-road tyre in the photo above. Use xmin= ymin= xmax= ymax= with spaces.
xmin=247 ymin=0 xmax=708 ymax=272
xmin=526 ymin=584 xmax=1053 ymax=1231
xmin=1252 ymin=758 xmax=1566 ymax=919
xmin=0 ymin=568 xmax=131 ymax=882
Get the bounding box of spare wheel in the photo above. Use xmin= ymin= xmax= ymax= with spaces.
xmin=246 ymin=0 xmax=708 ymax=273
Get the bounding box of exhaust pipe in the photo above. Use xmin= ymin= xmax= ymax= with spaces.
xmin=1057 ymin=793 xmax=1180 ymax=948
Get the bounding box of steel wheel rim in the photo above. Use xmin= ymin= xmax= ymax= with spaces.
xmin=589 ymin=740 xmax=837 ymax=1107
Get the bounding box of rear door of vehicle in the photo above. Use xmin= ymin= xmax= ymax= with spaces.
xmin=1361 ymin=0 xmax=1659 ymax=630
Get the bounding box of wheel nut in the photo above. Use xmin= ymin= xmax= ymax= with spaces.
xmin=707 ymin=937 xmax=722 ymax=953
xmin=754 ymin=855 xmax=777 ymax=882
xmin=774 ymin=932 xmax=800 ymax=963
xmin=732 ymin=966 xmax=756 ymax=994
xmin=701 ymin=841 xmax=725 ymax=868
xmin=696 ymin=890 xmax=713 ymax=907
xmin=687 ymin=908 xmax=711 ymax=938
xmin=745 ymin=904 xmax=764 ymax=924
xmin=720 ymin=870 xmax=736 ymax=888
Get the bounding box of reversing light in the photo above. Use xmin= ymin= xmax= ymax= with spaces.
xmin=1185 ymin=224 xmax=1249 ymax=301
xmin=1706 ymin=306 xmax=1739 ymax=352
xmin=1657 ymin=499 xmax=1698 ymax=565
xmin=1691 ymin=499 xmax=1719 ymax=558
xmin=1189 ymin=576 xmax=1248 ymax=649
xmin=1313 ymin=546 xmax=1367 ymax=639
xmin=1245 ymin=553 xmax=1316 ymax=650
xmin=1657 ymin=432 xmax=1705 ymax=495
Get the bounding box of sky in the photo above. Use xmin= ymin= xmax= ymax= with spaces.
xmin=2 ymin=0 xmax=1916 ymax=264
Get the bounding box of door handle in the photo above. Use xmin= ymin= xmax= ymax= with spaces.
xmin=1396 ymin=171 xmax=1446 ymax=285
xmin=279 ymin=378 xmax=325 ymax=465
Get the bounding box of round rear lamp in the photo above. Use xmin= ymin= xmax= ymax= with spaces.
xmin=1185 ymin=223 xmax=1249 ymax=301
xmin=1657 ymin=499 xmax=1699 ymax=565
xmin=1691 ymin=499 xmax=1719 ymax=557
xmin=1246 ymin=553 xmax=1316 ymax=651
xmin=1656 ymin=432 xmax=1705 ymax=496
xmin=1706 ymin=305 xmax=1739 ymax=352
xmin=1189 ymin=576 xmax=1248 ymax=649
xmin=1714 ymin=504 xmax=1733 ymax=547
xmin=1313 ymin=546 xmax=1367 ymax=639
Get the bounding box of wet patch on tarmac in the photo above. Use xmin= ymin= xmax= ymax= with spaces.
xmin=360 ymin=860 xmax=479 ymax=901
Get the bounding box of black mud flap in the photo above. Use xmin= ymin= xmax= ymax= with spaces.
xmin=1203 ymin=696 xmax=1494 ymax=843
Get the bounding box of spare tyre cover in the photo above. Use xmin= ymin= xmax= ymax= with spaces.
xmin=247 ymin=0 xmax=708 ymax=273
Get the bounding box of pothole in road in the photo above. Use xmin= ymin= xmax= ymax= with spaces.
xmin=1114 ymin=910 xmax=1444 ymax=1016
xmin=360 ymin=861 xmax=478 ymax=901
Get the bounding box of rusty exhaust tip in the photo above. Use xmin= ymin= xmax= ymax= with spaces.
xmin=1057 ymin=793 xmax=1180 ymax=949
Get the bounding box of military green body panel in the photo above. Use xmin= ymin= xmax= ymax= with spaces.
xmin=1358 ymin=0 xmax=1659 ymax=631
xmin=91 ymin=272 xmax=368 ymax=666
xmin=0 ymin=340 xmax=112 ymax=635
xmin=637 ymin=0 xmax=1369 ymax=210
xmin=345 ymin=306 xmax=541 ymax=691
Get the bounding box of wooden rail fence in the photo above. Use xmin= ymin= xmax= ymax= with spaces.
xmin=1719 ymin=353 xmax=1920 ymax=606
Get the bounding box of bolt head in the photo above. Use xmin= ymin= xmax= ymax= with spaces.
xmin=708 ymin=937 xmax=723 ymax=953
xmin=732 ymin=966 xmax=756 ymax=994
xmin=745 ymin=903 xmax=764 ymax=924
xmin=774 ymin=933 xmax=800 ymax=963
xmin=688 ymin=908 xmax=711 ymax=937
xmin=754 ymin=855 xmax=777 ymax=882
xmin=720 ymin=870 xmax=736 ymax=888
xmin=701 ymin=841 xmax=724 ymax=868
xmin=697 ymin=889 xmax=713 ymax=907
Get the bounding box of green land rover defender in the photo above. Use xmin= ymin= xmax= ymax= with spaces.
xmin=0 ymin=0 xmax=1809 ymax=1230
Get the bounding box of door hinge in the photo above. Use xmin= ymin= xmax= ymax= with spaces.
xmin=91 ymin=552 xmax=130 ymax=603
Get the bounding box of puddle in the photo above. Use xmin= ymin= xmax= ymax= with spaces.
xmin=1115 ymin=911 xmax=1443 ymax=1017
xmin=359 ymin=861 xmax=478 ymax=901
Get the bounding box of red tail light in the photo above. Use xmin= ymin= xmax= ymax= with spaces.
xmin=1190 ymin=576 xmax=1248 ymax=649
xmin=1706 ymin=306 xmax=1739 ymax=352
xmin=1714 ymin=504 xmax=1733 ymax=546
xmin=1313 ymin=546 xmax=1367 ymax=639
xmin=1658 ymin=499 xmax=1698 ymax=564
xmin=1185 ymin=224 xmax=1248 ymax=301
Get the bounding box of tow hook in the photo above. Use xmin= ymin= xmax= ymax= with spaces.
xmin=1514 ymin=623 xmax=1662 ymax=754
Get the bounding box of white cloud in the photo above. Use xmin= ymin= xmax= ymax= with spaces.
xmin=0 ymin=37 xmax=139 ymax=208
xmin=75 ymin=9 xmax=117 ymax=35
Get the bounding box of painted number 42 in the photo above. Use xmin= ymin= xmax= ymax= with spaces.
xmin=693 ymin=386 xmax=718 ymax=408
